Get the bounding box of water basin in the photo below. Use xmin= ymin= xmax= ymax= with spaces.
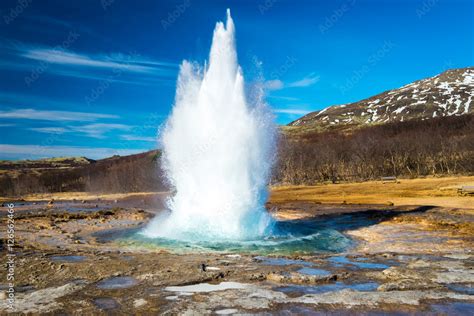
xmin=93 ymin=297 xmax=120 ymax=310
xmin=50 ymin=255 xmax=86 ymax=263
xmin=96 ymin=276 xmax=138 ymax=290
xmin=296 ymin=267 xmax=331 ymax=277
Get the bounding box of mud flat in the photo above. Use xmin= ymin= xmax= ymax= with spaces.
xmin=0 ymin=190 xmax=473 ymax=314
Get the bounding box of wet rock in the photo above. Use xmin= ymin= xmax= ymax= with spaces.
xmin=250 ymin=273 xmax=266 ymax=281
xmin=206 ymin=266 xmax=221 ymax=271
xmin=226 ymin=254 xmax=241 ymax=259
xmin=378 ymin=279 xmax=443 ymax=291
xmin=216 ymin=308 xmax=239 ymax=315
xmin=0 ymin=281 xmax=86 ymax=313
xmin=381 ymin=267 xmax=427 ymax=281
xmin=133 ymin=298 xmax=147 ymax=308
xmin=435 ymin=270 xmax=474 ymax=284
xmin=267 ymin=272 xmax=338 ymax=284
xmin=267 ymin=273 xmax=287 ymax=283
xmin=295 ymin=288 xmax=473 ymax=307
xmin=444 ymin=254 xmax=472 ymax=260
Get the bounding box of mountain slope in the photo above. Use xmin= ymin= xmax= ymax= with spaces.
xmin=289 ymin=67 xmax=474 ymax=129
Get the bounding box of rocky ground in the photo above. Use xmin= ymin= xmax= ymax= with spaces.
xmin=0 ymin=194 xmax=473 ymax=315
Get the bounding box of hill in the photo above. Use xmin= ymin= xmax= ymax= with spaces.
xmin=0 ymin=150 xmax=166 ymax=196
xmin=288 ymin=67 xmax=474 ymax=133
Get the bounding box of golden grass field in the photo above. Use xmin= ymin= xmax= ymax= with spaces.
xmin=269 ymin=176 xmax=474 ymax=210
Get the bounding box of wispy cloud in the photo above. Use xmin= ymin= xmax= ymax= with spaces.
xmin=120 ymin=135 xmax=156 ymax=142
xmin=264 ymin=79 xmax=284 ymax=91
xmin=265 ymin=73 xmax=320 ymax=91
xmin=30 ymin=123 xmax=133 ymax=139
xmin=71 ymin=123 xmax=131 ymax=138
xmin=288 ymin=73 xmax=320 ymax=88
xmin=29 ymin=127 xmax=68 ymax=134
xmin=0 ymin=108 xmax=118 ymax=121
xmin=1 ymin=40 xmax=178 ymax=83
xmin=267 ymin=95 xmax=300 ymax=101
xmin=274 ymin=108 xmax=311 ymax=115
xmin=21 ymin=48 xmax=175 ymax=74
xmin=0 ymin=144 xmax=146 ymax=160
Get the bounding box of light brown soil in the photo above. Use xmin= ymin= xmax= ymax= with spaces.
xmin=270 ymin=176 xmax=474 ymax=210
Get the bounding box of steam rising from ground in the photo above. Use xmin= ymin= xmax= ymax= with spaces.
xmin=143 ymin=10 xmax=277 ymax=241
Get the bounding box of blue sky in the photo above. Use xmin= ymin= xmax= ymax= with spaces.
xmin=0 ymin=0 xmax=472 ymax=160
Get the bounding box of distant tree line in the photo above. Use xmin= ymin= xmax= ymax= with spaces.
xmin=1 ymin=115 xmax=473 ymax=196
xmin=273 ymin=114 xmax=474 ymax=184
xmin=0 ymin=151 xmax=167 ymax=197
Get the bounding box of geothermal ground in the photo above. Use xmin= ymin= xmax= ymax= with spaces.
xmin=1 ymin=177 xmax=473 ymax=314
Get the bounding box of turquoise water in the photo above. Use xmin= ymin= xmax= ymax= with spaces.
xmin=101 ymin=217 xmax=360 ymax=255
xmin=328 ymin=256 xmax=390 ymax=269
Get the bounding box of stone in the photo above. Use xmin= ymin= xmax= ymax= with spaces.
xmin=133 ymin=298 xmax=147 ymax=308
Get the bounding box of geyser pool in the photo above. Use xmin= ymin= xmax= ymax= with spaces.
xmin=142 ymin=9 xmax=276 ymax=241
xmin=111 ymin=219 xmax=353 ymax=255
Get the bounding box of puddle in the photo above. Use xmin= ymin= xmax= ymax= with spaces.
xmin=96 ymin=276 xmax=138 ymax=290
xmin=164 ymin=282 xmax=249 ymax=293
xmin=328 ymin=256 xmax=389 ymax=269
xmin=446 ymin=283 xmax=474 ymax=295
xmin=274 ymin=281 xmax=379 ymax=296
xmin=254 ymin=256 xmax=312 ymax=266
xmin=93 ymin=297 xmax=120 ymax=310
xmin=431 ymin=302 xmax=474 ymax=314
xmin=296 ymin=267 xmax=331 ymax=277
xmin=50 ymin=255 xmax=86 ymax=263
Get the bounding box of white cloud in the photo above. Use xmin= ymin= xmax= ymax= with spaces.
xmin=70 ymin=123 xmax=132 ymax=138
xmin=267 ymin=95 xmax=299 ymax=101
xmin=28 ymin=123 xmax=132 ymax=139
xmin=0 ymin=108 xmax=118 ymax=121
xmin=29 ymin=127 xmax=68 ymax=134
xmin=288 ymin=73 xmax=320 ymax=88
xmin=264 ymin=79 xmax=284 ymax=91
xmin=21 ymin=48 xmax=177 ymax=74
xmin=0 ymin=144 xmax=146 ymax=160
xmin=265 ymin=73 xmax=320 ymax=91
xmin=0 ymin=41 xmax=178 ymax=82
xmin=120 ymin=135 xmax=156 ymax=142
xmin=274 ymin=108 xmax=311 ymax=115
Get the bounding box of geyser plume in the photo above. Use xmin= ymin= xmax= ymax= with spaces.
xmin=143 ymin=10 xmax=277 ymax=241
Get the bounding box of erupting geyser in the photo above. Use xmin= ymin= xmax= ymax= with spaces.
xmin=143 ymin=9 xmax=277 ymax=241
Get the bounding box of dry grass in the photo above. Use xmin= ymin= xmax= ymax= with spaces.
xmin=0 ymin=191 xmax=160 ymax=203
xmin=2 ymin=176 xmax=473 ymax=210
xmin=270 ymin=176 xmax=474 ymax=210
